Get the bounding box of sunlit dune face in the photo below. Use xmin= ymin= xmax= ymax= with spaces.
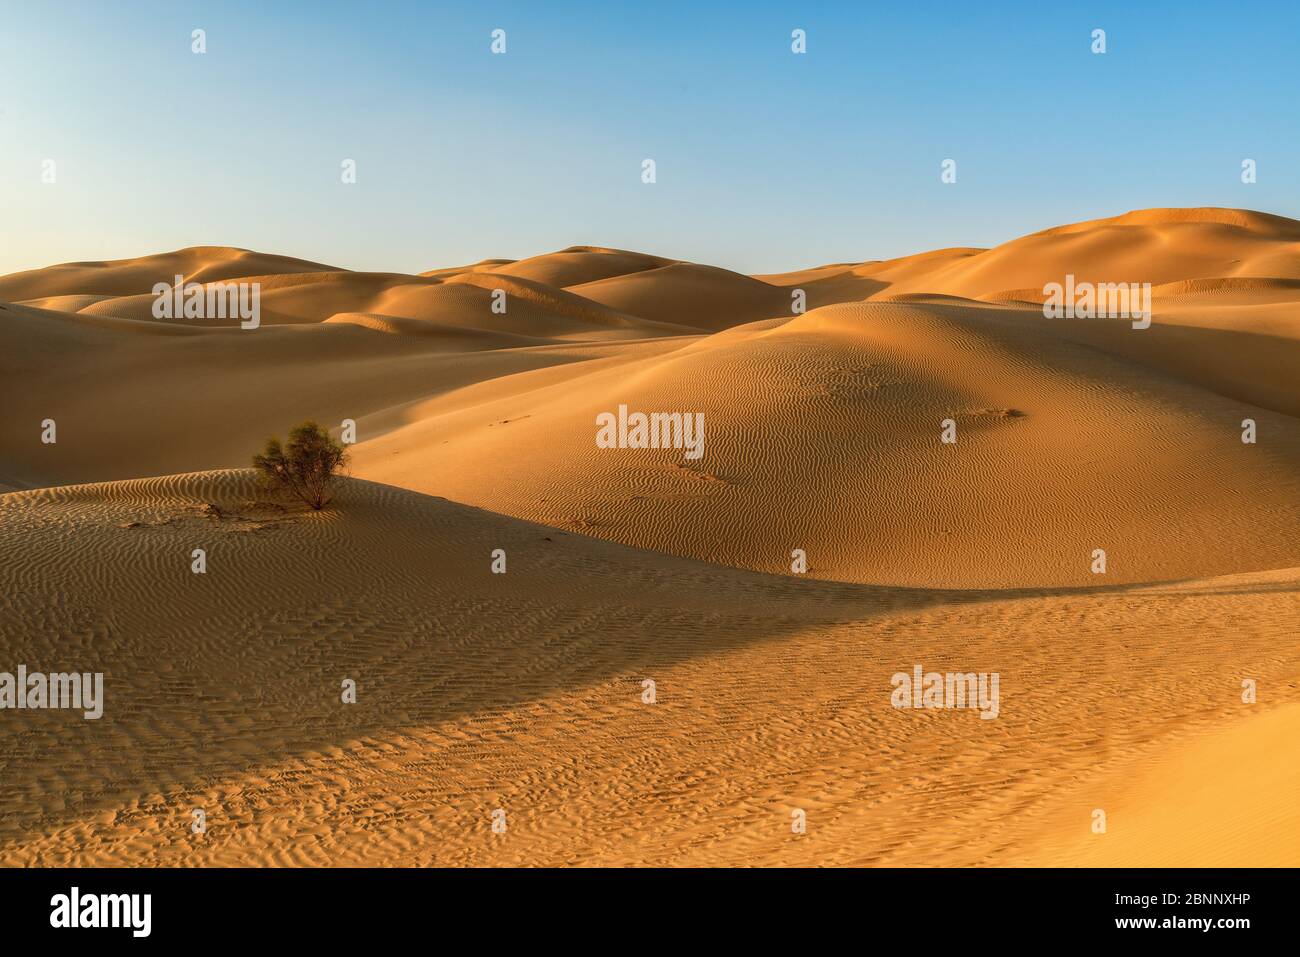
xmin=2 ymin=208 xmax=1299 ymax=867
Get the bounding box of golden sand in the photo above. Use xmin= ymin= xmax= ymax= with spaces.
xmin=2 ymin=208 xmax=1297 ymax=865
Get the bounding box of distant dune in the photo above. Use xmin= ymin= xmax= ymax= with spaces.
xmin=2 ymin=207 xmax=1298 ymax=866
xmin=0 ymin=246 xmax=341 ymax=302
xmin=878 ymin=206 xmax=1300 ymax=301
xmin=565 ymin=262 xmax=794 ymax=330
xmin=478 ymin=246 xmax=676 ymax=288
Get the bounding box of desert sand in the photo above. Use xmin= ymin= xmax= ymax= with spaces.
xmin=1 ymin=207 xmax=1297 ymax=866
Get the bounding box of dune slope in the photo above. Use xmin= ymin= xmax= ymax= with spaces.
xmin=3 ymin=207 xmax=1300 ymax=867
xmin=351 ymin=299 xmax=1300 ymax=588
xmin=1 ymin=472 xmax=1295 ymax=866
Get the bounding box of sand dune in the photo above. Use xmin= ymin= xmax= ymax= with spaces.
xmin=1 ymin=471 xmax=1295 ymax=866
xmin=2 ymin=207 xmax=1298 ymax=866
xmin=0 ymin=246 xmax=340 ymax=302
xmin=53 ymin=260 xmax=699 ymax=340
xmin=566 ymin=263 xmax=795 ymax=330
xmin=1014 ymin=700 xmax=1300 ymax=867
xmin=0 ymin=299 xmax=687 ymax=490
xmin=351 ymin=299 xmax=1300 ymax=588
xmin=321 ymin=312 xmax=557 ymax=349
xmin=484 ymin=246 xmax=676 ymax=287
xmin=878 ymin=207 xmax=1300 ymax=300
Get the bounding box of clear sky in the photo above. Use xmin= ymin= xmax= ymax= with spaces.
xmin=2 ymin=0 xmax=1297 ymax=276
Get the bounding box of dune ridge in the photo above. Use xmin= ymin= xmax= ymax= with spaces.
xmin=2 ymin=206 xmax=1298 ymax=866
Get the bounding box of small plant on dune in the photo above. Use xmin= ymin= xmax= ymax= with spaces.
xmin=252 ymin=421 xmax=349 ymax=510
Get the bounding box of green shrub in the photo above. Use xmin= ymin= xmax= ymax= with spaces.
xmin=252 ymin=421 xmax=348 ymax=510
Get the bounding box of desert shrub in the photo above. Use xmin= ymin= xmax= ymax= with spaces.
xmin=252 ymin=421 xmax=348 ymax=510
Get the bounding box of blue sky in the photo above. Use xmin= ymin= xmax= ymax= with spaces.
xmin=2 ymin=0 xmax=1296 ymax=276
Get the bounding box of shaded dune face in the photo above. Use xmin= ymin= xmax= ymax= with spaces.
xmin=1 ymin=472 xmax=1296 ymax=866
xmin=2 ymin=206 xmax=1300 ymax=866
